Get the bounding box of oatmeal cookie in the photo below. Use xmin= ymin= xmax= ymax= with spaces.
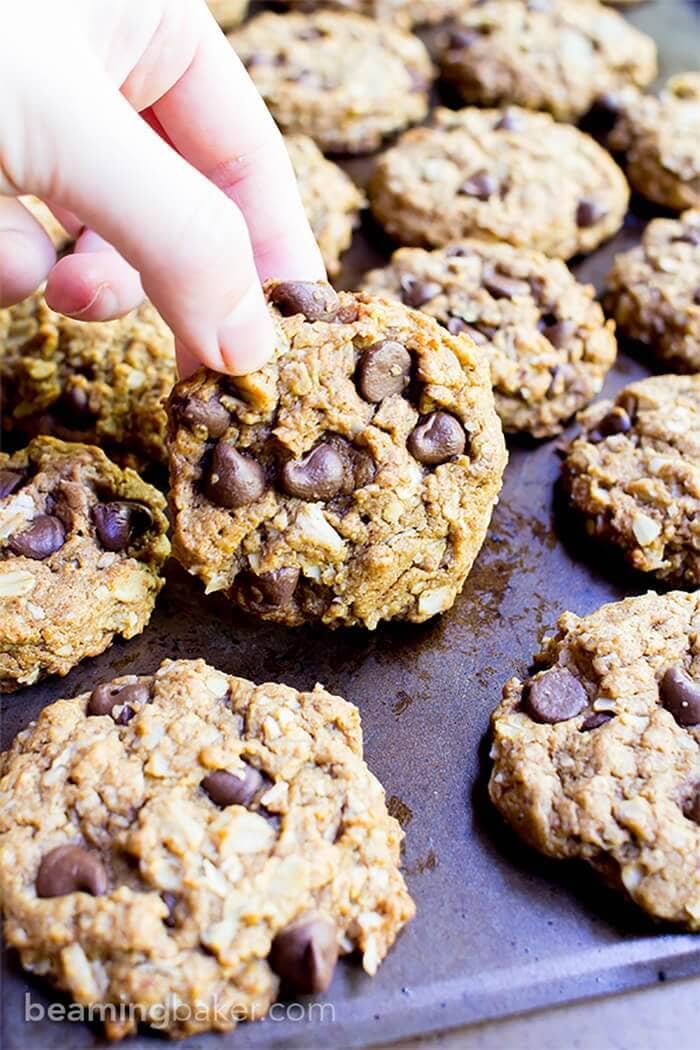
xmin=562 ymin=374 xmax=700 ymax=586
xmin=0 ymin=438 xmax=170 ymax=692
xmin=0 ymin=657 xmax=414 ymax=1038
xmin=230 ymin=11 xmax=433 ymax=154
xmin=0 ymin=291 xmax=176 ymax=469
xmin=369 ymin=107 xmax=629 ymax=259
xmin=604 ymin=210 xmax=700 ymax=373
xmin=276 ymin=0 xmax=472 ymax=29
xmin=286 ymin=134 xmax=365 ymax=277
xmin=438 ymin=0 xmax=656 ymax=123
xmin=604 ymin=73 xmax=700 ymax=211
xmin=207 ymin=0 xmax=248 ymax=28
xmin=167 ymin=280 xmax=506 ymax=630
xmin=362 ymin=241 xmax=617 ymax=438
xmin=490 ymin=590 xmax=700 ymax=928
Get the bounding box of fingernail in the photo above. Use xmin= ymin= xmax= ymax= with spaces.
xmin=70 ymin=282 xmax=119 ymax=320
xmin=217 ymin=284 xmax=276 ymax=376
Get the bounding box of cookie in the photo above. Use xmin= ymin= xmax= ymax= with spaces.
xmin=489 ymin=590 xmax=700 ymax=928
xmin=167 ymin=280 xmax=507 ymax=630
xmin=603 ymin=73 xmax=700 ymax=211
xmin=230 ymin=11 xmax=433 ymax=154
xmin=0 ymin=657 xmax=414 ymax=1038
xmin=0 ymin=438 xmax=170 ymax=692
xmin=207 ymin=0 xmax=248 ymax=29
xmin=604 ymin=210 xmax=700 ymax=373
xmin=438 ymin=0 xmax=656 ymax=123
xmin=0 ymin=291 xmax=176 ymax=469
xmin=20 ymin=197 xmax=71 ymax=252
xmin=369 ymin=107 xmax=629 ymax=259
xmin=275 ymin=0 xmax=471 ymax=29
xmin=286 ymin=134 xmax=365 ymax=277
xmin=361 ymin=241 xmax=617 ymax=438
xmin=562 ymin=374 xmax=700 ymax=586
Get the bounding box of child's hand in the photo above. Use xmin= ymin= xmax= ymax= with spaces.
xmin=0 ymin=0 xmax=325 ymax=375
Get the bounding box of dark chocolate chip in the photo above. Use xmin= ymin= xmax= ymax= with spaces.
xmin=694 ymin=288 xmax=700 ymax=306
xmin=269 ymin=915 xmax=338 ymax=994
xmin=239 ymin=567 xmax=300 ymax=611
xmin=447 ymin=318 xmax=490 ymax=345
xmin=684 ymin=788 xmax=700 ymax=825
xmin=448 ymin=28 xmax=479 ymax=48
xmin=459 ymin=171 xmax=497 ymax=200
xmin=205 ymin=441 xmax=266 ymax=509
xmin=589 ymin=93 xmax=623 ymax=135
xmin=399 ymin=275 xmax=442 ymax=309
xmin=162 ymin=892 xmax=178 ymax=928
xmin=539 ymin=317 xmax=577 ymax=348
xmin=673 ymin=230 xmax=700 ymax=246
xmin=357 ymin=341 xmax=411 ymax=402
xmin=580 ymin=711 xmax=613 ymax=732
xmin=268 ymin=281 xmax=339 ymax=322
xmin=576 ymin=198 xmax=608 ymax=228
xmin=407 ymin=412 xmax=466 ymax=465
xmin=494 ymin=109 xmax=522 ymax=132
xmin=36 ymin=845 xmax=108 ymax=898
xmin=58 ymin=386 xmax=95 ymax=426
xmin=0 ymin=470 xmax=24 ymax=499
xmin=87 ymin=680 xmax=151 ymax=718
xmin=178 ymin=395 xmax=230 ymax=438
xmin=201 ymin=765 xmax=266 ymax=807
xmin=588 ymin=408 xmax=631 ymax=443
xmin=483 ymin=273 xmax=530 ymax=300
xmin=281 ymin=444 xmax=346 ymax=501
xmin=9 ymin=515 xmax=65 ymax=560
xmin=660 ymin=667 xmax=700 ymax=727
xmin=93 ymin=501 xmax=153 ymax=552
xmin=524 ymin=667 xmax=587 ymax=724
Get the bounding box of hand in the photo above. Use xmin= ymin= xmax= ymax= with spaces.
xmin=0 ymin=0 xmax=325 ymax=375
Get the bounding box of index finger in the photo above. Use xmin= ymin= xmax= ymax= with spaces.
xmin=152 ymin=12 xmax=325 ymax=284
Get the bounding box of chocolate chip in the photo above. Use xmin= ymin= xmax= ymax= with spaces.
xmin=201 ymin=765 xmax=266 ymax=807
xmin=9 ymin=515 xmax=65 ymax=560
xmin=268 ymin=281 xmax=339 ymax=322
xmin=36 ymin=845 xmax=108 ymax=898
xmin=178 ymin=395 xmax=230 ymax=438
xmin=459 ymin=171 xmax=497 ymax=200
xmin=445 ymin=245 xmax=467 ymax=257
xmin=576 ymin=198 xmax=608 ymax=228
xmin=580 ymin=711 xmax=613 ymax=732
xmin=58 ymin=386 xmax=95 ymax=427
xmin=539 ymin=317 xmax=577 ymax=348
xmin=449 ymin=28 xmax=479 ymax=48
xmin=87 ymin=680 xmax=151 ymax=718
xmin=407 ymin=412 xmax=466 ymax=465
xmin=162 ymin=892 xmax=178 ymax=928
xmin=0 ymin=470 xmax=24 ymax=499
xmin=357 ymin=341 xmax=411 ymax=402
xmin=673 ymin=230 xmax=700 ymax=246
xmin=483 ymin=273 xmax=530 ymax=300
xmin=683 ymin=788 xmax=700 ymax=825
xmin=660 ymin=667 xmax=700 ymax=727
xmin=205 ymin=441 xmax=266 ymax=509
xmin=399 ymin=275 xmax=442 ymax=309
xmin=694 ymin=288 xmax=700 ymax=306
xmin=494 ymin=109 xmax=522 ymax=132
xmin=281 ymin=444 xmax=346 ymax=501
xmin=524 ymin=667 xmax=587 ymax=724
xmin=269 ymin=915 xmax=338 ymax=994
xmin=238 ymin=567 xmax=300 ymax=612
xmin=447 ymin=318 xmax=490 ymax=345
xmin=588 ymin=407 xmax=632 ymax=443
xmin=589 ymin=93 xmax=622 ymax=135
xmin=93 ymin=501 xmax=153 ymax=552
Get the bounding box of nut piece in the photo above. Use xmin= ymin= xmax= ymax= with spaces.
xmin=269 ymin=914 xmax=339 ymax=994
xmin=36 ymin=845 xmax=108 ymax=898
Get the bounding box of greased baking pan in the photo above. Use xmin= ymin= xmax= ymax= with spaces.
xmin=2 ymin=1 xmax=700 ymax=1047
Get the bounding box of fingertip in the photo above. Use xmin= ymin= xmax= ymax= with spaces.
xmin=0 ymin=228 xmax=56 ymax=307
xmin=175 ymin=339 xmax=204 ymax=380
xmin=216 ymin=283 xmax=276 ymax=376
xmin=45 ymin=247 xmax=143 ymax=322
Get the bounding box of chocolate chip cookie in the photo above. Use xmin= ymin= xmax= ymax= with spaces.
xmin=167 ymin=280 xmax=506 ymax=629
xmin=275 ymin=0 xmax=472 ymax=29
xmin=562 ymin=373 xmax=700 ymax=586
xmin=0 ymin=291 xmax=176 ymax=469
xmin=207 ymin=0 xmax=248 ymax=28
xmin=230 ymin=11 xmax=433 ymax=154
xmin=369 ymin=107 xmax=629 ymax=259
xmin=490 ymin=589 xmax=700 ymax=928
xmin=0 ymin=657 xmax=414 ymax=1038
xmin=361 ymin=241 xmax=617 ymax=438
xmin=604 ymin=73 xmax=700 ymax=211
xmin=0 ymin=438 xmax=170 ymax=692
xmin=286 ymin=134 xmax=365 ymax=277
xmin=438 ymin=0 xmax=656 ymax=123
xmin=604 ymin=210 xmax=700 ymax=373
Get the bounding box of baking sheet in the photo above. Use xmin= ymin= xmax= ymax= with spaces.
xmin=3 ymin=1 xmax=700 ymax=1047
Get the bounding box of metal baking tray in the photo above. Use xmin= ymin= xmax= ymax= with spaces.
xmin=3 ymin=2 xmax=700 ymax=1047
